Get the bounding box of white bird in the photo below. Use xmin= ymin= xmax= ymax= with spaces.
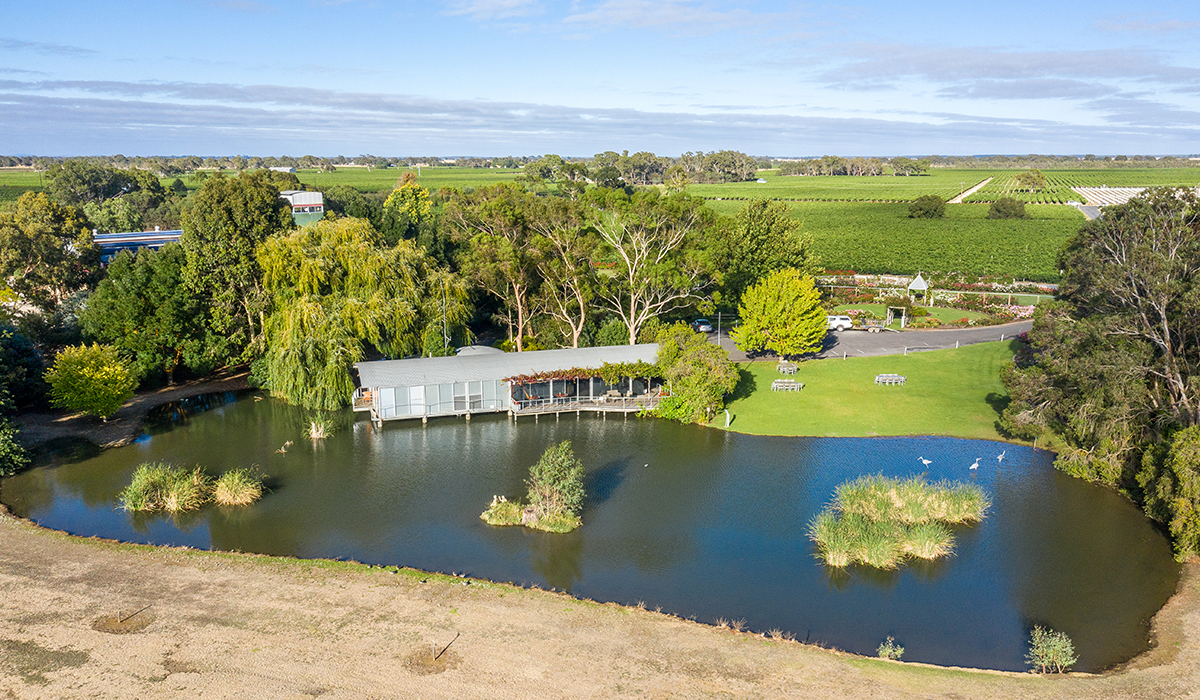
xmin=997 ymin=450 xmax=1006 ymax=464
xmin=970 ymin=458 xmax=980 ymax=470
xmin=918 ymin=456 xmax=932 ymax=466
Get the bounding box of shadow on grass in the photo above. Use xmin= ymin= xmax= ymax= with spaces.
xmin=727 ymin=367 xmax=759 ymax=404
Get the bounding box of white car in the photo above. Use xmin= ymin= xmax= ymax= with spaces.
xmin=826 ymin=315 xmax=853 ymax=332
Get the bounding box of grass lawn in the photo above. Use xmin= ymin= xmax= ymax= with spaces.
xmin=713 ymin=340 xmax=1020 ymax=441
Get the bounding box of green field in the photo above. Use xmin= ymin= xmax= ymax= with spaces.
xmin=705 ymin=200 xmax=1083 ymax=281
xmin=0 ymin=169 xmax=45 ymax=203
xmin=295 ymin=166 xmax=523 ymax=193
xmin=712 ymin=341 xmax=1018 ymax=441
xmin=689 ymin=169 xmax=998 ymax=202
xmin=964 ymin=168 xmax=1200 ymax=204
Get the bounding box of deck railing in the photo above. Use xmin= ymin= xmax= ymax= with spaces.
xmin=352 ymin=388 xmax=374 ymax=411
xmin=511 ymin=394 xmax=663 ymax=415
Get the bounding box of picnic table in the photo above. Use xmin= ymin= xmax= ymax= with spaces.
xmin=772 ymin=378 xmax=804 ymax=392
xmin=875 ymin=374 xmax=906 ymax=386
xmin=777 ymin=362 xmax=797 ymax=375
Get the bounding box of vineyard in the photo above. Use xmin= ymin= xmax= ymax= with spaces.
xmin=706 ymin=200 xmax=1083 ymax=282
xmin=690 ymin=169 xmax=998 ymax=203
xmin=294 ymin=166 xmax=523 ymax=193
xmin=963 ymin=168 xmax=1200 ymax=204
xmin=0 ymin=169 xmax=45 ymax=203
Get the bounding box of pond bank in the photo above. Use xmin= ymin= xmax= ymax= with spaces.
xmin=13 ymin=366 xmax=250 ymax=450
xmin=0 ymin=504 xmax=1196 ymax=698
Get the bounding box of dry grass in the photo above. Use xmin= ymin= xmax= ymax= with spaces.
xmin=213 ymin=468 xmax=264 ymax=507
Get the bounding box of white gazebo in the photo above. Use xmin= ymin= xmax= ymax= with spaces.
xmin=907 ymin=273 xmax=930 ymax=305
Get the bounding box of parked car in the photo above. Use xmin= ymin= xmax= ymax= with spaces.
xmin=692 ymin=318 xmax=714 ymax=333
xmin=826 ymin=315 xmax=853 ymax=332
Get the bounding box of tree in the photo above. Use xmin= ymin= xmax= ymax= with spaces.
xmin=531 ymin=198 xmax=597 ymax=348
xmin=591 ymin=190 xmax=714 ymax=345
xmin=1139 ymin=426 xmax=1200 ymax=559
xmin=654 ymin=322 xmax=739 ymax=423
xmin=257 ymin=217 xmax=471 ymax=410
xmin=445 ymin=184 xmax=544 ymax=351
xmin=80 ymin=245 xmax=222 ymax=386
xmin=44 ymin=343 xmax=137 ymax=418
xmin=83 ymin=197 xmax=142 ymax=233
xmin=44 ymin=160 xmax=131 ymax=206
xmin=526 ymin=441 xmax=586 ymax=521
xmin=709 ymin=199 xmax=820 ymax=306
xmin=730 ymin=270 xmax=826 ymax=357
xmin=180 ymin=171 xmax=293 ymax=361
xmin=988 ymin=197 xmax=1027 ymax=219
xmin=1016 ymin=169 xmax=1046 ymax=192
xmin=0 ymin=324 xmax=46 ymax=409
xmin=909 ymin=195 xmax=946 ymax=219
xmin=0 ymin=192 xmax=99 ymax=312
xmin=1001 ymin=188 xmax=1200 ymax=552
xmin=0 ymin=416 xmax=28 ymax=476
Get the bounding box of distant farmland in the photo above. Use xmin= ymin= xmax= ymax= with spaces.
xmin=963 ymin=168 xmax=1200 ymax=204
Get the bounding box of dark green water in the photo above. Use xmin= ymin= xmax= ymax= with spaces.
xmin=2 ymin=391 xmax=1180 ymax=672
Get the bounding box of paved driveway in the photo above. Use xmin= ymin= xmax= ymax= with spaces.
xmin=716 ymin=320 xmax=1032 ymax=362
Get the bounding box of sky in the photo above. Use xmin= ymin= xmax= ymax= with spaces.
xmin=2 ymin=1 xmax=1199 ymax=157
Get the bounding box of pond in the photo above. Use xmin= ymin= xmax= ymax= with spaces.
xmin=2 ymin=391 xmax=1180 ymax=673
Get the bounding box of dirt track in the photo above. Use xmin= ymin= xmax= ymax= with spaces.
xmin=1 ymin=506 xmax=1197 ymax=699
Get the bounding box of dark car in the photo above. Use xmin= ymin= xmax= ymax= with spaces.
xmin=692 ymin=318 xmax=714 ymax=333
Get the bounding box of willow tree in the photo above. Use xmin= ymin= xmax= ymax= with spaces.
xmin=257 ymin=218 xmax=471 ymax=410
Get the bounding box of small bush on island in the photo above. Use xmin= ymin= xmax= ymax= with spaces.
xmin=1026 ymin=625 xmax=1077 ymax=673
xmin=119 ymin=462 xmax=264 ymax=512
xmin=480 ymin=441 xmax=585 ymax=534
xmin=808 ymin=474 xmax=989 ymax=569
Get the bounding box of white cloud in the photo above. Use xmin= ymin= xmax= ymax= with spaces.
xmin=563 ymin=0 xmax=781 ymax=34
xmin=444 ymin=0 xmax=542 ymax=21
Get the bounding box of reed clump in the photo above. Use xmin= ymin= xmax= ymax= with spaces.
xmin=809 ymin=474 xmax=989 ymax=569
xmin=213 ymin=468 xmax=265 ymax=506
xmin=119 ymin=462 xmax=265 ymax=513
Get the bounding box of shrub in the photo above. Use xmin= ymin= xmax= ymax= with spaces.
xmin=1026 ymin=626 xmax=1077 ymax=673
xmin=44 ymin=343 xmax=137 ymax=418
xmin=908 ymin=195 xmax=945 ymax=219
xmin=213 ymin=468 xmax=264 ymax=506
xmin=877 ymin=636 xmax=905 ymax=661
xmin=527 ymin=441 xmax=586 ymax=519
xmin=654 ymin=323 xmax=739 ymax=423
xmin=988 ymin=197 xmax=1028 ymax=220
xmin=0 ymin=418 xmax=29 ymax=476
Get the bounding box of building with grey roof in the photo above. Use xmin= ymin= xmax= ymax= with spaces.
xmin=353 ymin=344 xmax=663 ymax=423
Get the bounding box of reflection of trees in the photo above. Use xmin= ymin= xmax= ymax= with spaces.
xmin=994 ymin=467 xmax=1180 ymax=670
xmin=528 ymin=531 xmax=584 ymax=591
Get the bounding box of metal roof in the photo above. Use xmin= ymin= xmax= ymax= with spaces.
xmin=355 ymin=344 xmax=659 ymax=388
xmin=907 ymin=274 xmax=929 ymax=291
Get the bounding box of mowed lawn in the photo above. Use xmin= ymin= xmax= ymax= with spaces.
xmin=714 ymin=340 xmax=1019 ymax=441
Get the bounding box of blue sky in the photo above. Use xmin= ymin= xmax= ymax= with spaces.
xmin=2 ymin=1 xmax=1199 ymax=156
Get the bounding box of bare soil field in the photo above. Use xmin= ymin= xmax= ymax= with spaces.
xmin=0 ymin=505 xmax=1197 ymax=699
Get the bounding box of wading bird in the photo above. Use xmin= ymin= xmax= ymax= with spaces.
xmin=918 ymin=457 xmax=932 ymax=466
xmin=970 ymin=458 xmax=980 ymax=470
xmin=997 ymin=450 xmax=1006 ymax=464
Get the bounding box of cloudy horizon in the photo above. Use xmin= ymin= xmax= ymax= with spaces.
xmin=2 ymin=1 xmax=1198 ymax=157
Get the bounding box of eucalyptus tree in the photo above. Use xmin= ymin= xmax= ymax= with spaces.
xmin=444 ymin=184 xmax=544 ymax=351
xmin=709 ymin=199 xmax=820 ymax=307
xmin=257 ymin=217 xmax=471 ymax=410
xmin=0 ymin=192 xmax=98 ymax=313
xmin=180 ymin=171 xmax=293 ymax=361
xmin=530 ymin=197 xmax=596 ymax=348
xmin=589 ymin=190 xmax=714 ymax=345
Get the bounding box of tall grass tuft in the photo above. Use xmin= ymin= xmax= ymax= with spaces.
xmin=213 ymin=468 xmax=264 ymax=506
xmin=809 ymin=473 xmax=987 ymax=569
xmin=119 ymin=463 xmax=210 ymax=513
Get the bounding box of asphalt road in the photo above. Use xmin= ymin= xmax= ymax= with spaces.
xmin=717 ymin=320 xmax=1032 ymax=362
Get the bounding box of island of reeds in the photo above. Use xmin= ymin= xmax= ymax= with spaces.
xmin=807 ymin=474 xmax=990 ymax=569
xmin=119 ymin=462 xmax=265 ymax=513
xmin=481 ymin=441 xmax=585 ymax=534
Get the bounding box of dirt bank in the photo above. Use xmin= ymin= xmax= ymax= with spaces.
xmin=14 ymin=367 xmax=250 ymax=450
xmin=0 ymin=506 xmax=1196 ymax=699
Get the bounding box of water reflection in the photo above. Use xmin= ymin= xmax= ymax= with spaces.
xmin=0 ymin=394 xmax=1180 ymax=673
